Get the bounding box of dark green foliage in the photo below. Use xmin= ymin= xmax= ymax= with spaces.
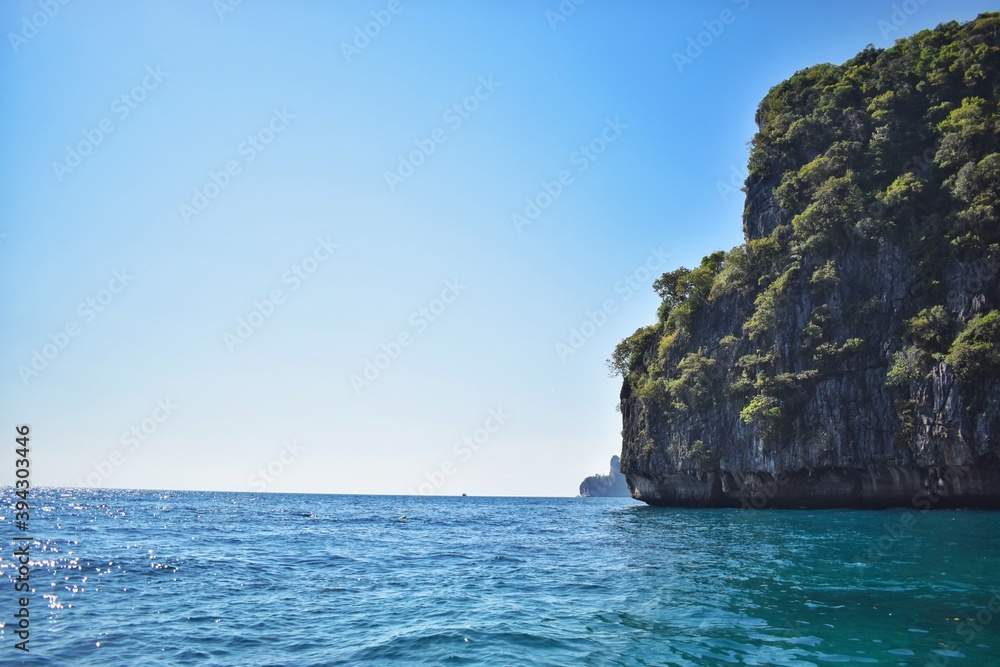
xmin=607 ymin=324 xmax=659 ymax=379
xmin=653 ymin=251 xmax=726 ymax=331
xmin=749 ymin=14 xmax=1000 ymax=255
xmin=810 ymin=260 xmax=840 ymax=287
xmin=688 ymin=440 xmax=713 ymax=470
xmin=611 ymin=14 xmax=1000 ymax=462
xmin=887 ymin=346 xmax=933 ymax=386
xmin=907 ymin=305 xmax=952 ymax=353
xmin=740 ymin=394 xmax=782 ymax=425
xmin=887 ymin=306 xmax=954 ymax=386
xmin=946 ymin=310 xmax=1000 ymax=382
xmin=663 ymin=353 xmax=718 ymax=414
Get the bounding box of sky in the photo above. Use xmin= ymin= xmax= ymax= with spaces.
xmin=1 ymin=0 xmax=996 ymax=496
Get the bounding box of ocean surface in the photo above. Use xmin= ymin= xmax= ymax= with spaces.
xmin=1 ymin=489 xmax=998 ymax=666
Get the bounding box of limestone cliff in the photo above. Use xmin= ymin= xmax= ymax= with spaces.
xmin=579 ymin=456 xmax=632 ymax=497
xmin=612 ymin=14 xmax=1000 ymax=508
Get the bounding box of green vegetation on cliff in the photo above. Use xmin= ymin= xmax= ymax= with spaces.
xmin=612 ymin=14 xmax=1000 ymax=491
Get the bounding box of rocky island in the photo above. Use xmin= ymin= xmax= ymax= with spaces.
xmin=579 ymin=456 xmax=632 ymax=497
xmin=611 ymin=14 xmax=1000 ymax=509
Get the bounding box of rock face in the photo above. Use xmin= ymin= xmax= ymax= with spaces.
xmin=613 ymin=14 xmax=1000 ymax=509
xmin=579 ymin=456 xmax=632 ymax=497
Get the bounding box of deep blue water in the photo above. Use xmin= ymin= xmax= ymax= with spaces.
xmin=1 ymin=489 xmax=999 ymax=666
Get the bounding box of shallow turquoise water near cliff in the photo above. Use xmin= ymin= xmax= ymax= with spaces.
xmin=1 ymin=489 xmax=998 ymax=665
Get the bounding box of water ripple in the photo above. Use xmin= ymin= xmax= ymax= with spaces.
xmin=1 ymin=490 xmax=998 ymax=665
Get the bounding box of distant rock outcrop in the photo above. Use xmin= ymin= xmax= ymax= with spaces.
xmin=580 ymin=456 xmax=632 ymax=497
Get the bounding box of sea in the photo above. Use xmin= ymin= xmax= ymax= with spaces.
xmin=1 ymin=488 xmax=998 ymax=666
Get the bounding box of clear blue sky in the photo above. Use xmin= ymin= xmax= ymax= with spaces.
xmin=1 ymin=0 xmax=995 ymax=495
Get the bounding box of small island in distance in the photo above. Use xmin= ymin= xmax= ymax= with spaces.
xmin=579 ymin=455 xmax=632 ymax=497
xmin=609 ymin=13 xmax=1000 ymax=509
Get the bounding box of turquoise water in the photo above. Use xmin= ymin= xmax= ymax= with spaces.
xmin=1 ymin=489 xmax=998 ymax=665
